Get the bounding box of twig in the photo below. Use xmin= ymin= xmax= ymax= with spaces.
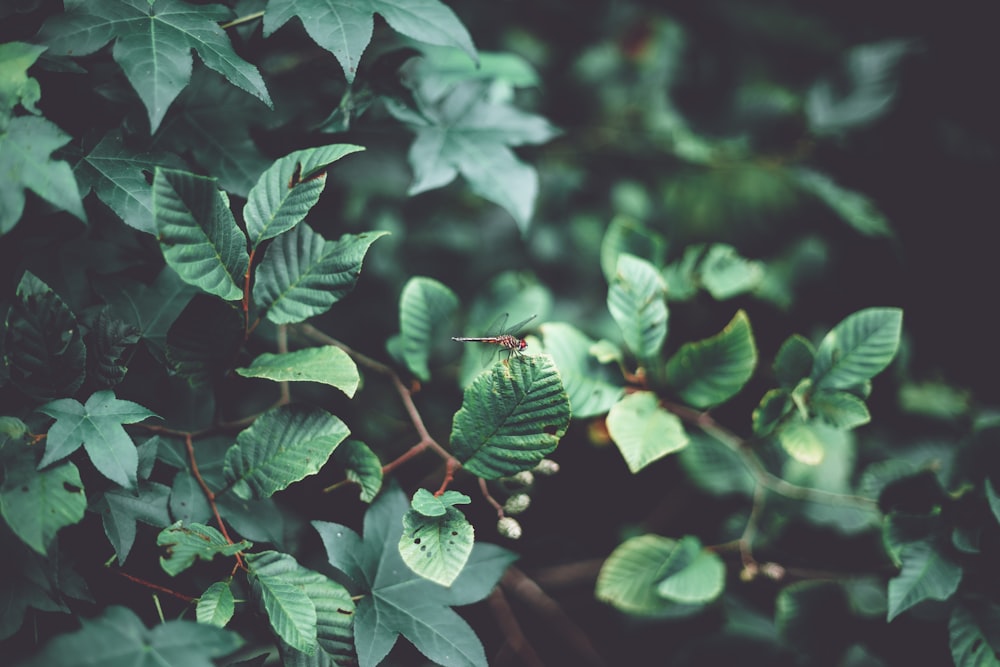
xmin=479 ymin=477 xmax=504 ymax=516
xmin=486 ymin=587 xmax=547 ymax=667
xmin=219 ymin=10 xmax=263 ymax=30
xmin=115 ymin=571 xmax=195 ymax=603
xmin=184 ymin=433 xmax=245 ymax=569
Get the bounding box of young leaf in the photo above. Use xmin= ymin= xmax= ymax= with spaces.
xmin=0 ymin=456 xmax=85 ymax=555
xmin=607 ymin=254 xmax=669 ymax=363
xmin=223 ymin=404 xmax=350 ymax=500
xmin=887 ymin=541 xmax=962 ymax=621
xmin=0 ymin=41 xmax=46 ymax=118
xmin=264 ymin=0 xmax=476 ymax=84
xmin=244 ymin=144 xmax=366 ymax=249
xmin=197 ymin=581 xmax=235 ymax=628
xmin=752 ymin=388 xmax=792 ymax=437
xmin=152 ymin=167 xmax=248 ymax=302
xmin=236 ymin=347 xmax=360 ymax=398
xmin=699 ymin=244 xmax=765 ymax=300
xmin=605 ymin=391 xmax=688 ymax=473
xmin=656 ymin=538 xmax=726 ymax=604
xmin=773 ymin=334 xmax=815 ymax=389
xmin=810 ymin=390 xmax=871 ymax=429
xmin=22 ymin=605 xmax=242 ymax=667
xmin=332 ymin=440 xmax=383 ymax=503
xmin=99 ymin=481 xmax=172 ymax=564
xmin=666 ymin=310 xmax=758 ymax=408
xmin=253 ymin=226 xmax=388 ymax=324
xmin=37 ymin=390 xmax=158 ymax=490
xmin=538 ymin=322 xmax=624 ymax=418
xmin=777 ymin=419 xmax=825 ymax=465
xmin=596 ymin=534 xmax=705 ymax=618
xmin=38 ymin=0 xmax=271 ymax=133
xmin=399 ymin=506 xmax=474 ymax=587
xmin=811 ymin=307 xmax=903 ymax=391
xmin=399 ymin=276 xmax=459 ymax=382
xmin=4 ymin=271 xmax=86 ymax=399
xmin=165 ymin=294 xmax=244 ymax=385
xmin=450 ymin=354 xmax=571 ymax=479
xmin=156 ymin=521 xmax=250 ymax=577
xmin=410 ymin=488 xmax=472 ymax=518
xmin=949 ymin=603 xmax=1000 ymax=667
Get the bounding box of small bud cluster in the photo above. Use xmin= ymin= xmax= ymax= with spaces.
xmin=493 ymin=459 xmax=560 ymax=539
xmin=496 ymin=516 xmax=522 ymax=540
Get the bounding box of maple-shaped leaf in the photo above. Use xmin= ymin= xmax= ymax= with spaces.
xmin=387 ymin=76 xmax=559 ymax=232
xmin=0 ymin=41 xmax=46 ymax=124
xmin=96 ymin=480 xmax=172 ymax=564
xmin=264 ymin=0 xmax=476 ymax=84
xmin=313 ymin=483 xmax=517 ymax=667
xmin=38 ymin=0 xmax=272 ymax=133
xmin=0 ymin=115 xmax=87 ymax=235
xmin=37 ymin=390 xmax=158 ymax=490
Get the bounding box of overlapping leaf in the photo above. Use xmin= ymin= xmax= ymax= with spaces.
xmin=607 ymin=254 xmax=668 ymax=363
xmin=332 ymin=440 xmax=383 ymax=503
xmin=399 ymin=504 xmax=474 ymax=587
xmin=665 ymin=310 xmax=757 ymax=408
xmin=950 ymin=603 xmax=1000 ymax=667
xmin=398 ymin=276 xmax=459 ymax=382
xmin=538 ymin=322 xmax=624 ymax=418
xmin=236 ymin=347 xmax=360 ymax=397
xmin=810 ymin=307 xmax=903 ymax=391
xmin=99 ymin=480 xmax=171 ymax=563
xmin=156 ymin=521 xmax=250 ymax=576
xmin=887 ymin=540 xmax=962 ymax=621
xmin=606 ymin=391 xmax=688 ymax=473
xmin=197 ymin=581 xmax=235 ymax=628
xmin=0 ymin=456 xmax=85 ymax=555
xmin=165 ymin=294 xmax=244 ymax=385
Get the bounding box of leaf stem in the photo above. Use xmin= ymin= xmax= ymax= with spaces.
xmin=114 ymin=571 xmax=195 ymax=603
xmin=219 ymin=11 xmax=264 ymax=30
xmin=185 ymin=433 xmax=245 ymax=570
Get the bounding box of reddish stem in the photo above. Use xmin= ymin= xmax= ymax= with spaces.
xmin=116 ymin=571 xmax=195 ymax=603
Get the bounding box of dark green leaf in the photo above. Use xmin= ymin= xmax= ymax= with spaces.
xmin=776 ymin=581 xmax=850 ymax=655
xmin=677 ymin=432 xmax=755 ymax=497
xmin=0 ymin=456 xmax=85 ymax=555
xmin=666 ymin=310 xmax=757 ymax=408
xmin=987 ymin=478 xmax=1000 ymax=528
xmin=886 ymin=541 xmax=962 ymax=621
xmin=752 ymin=388 xmax=792 ymax=437
xmin=600 ymin=215 xmax=667 ymax=284
xmin=773 ymin=334 xmax=815 ymax=389
xmin=99 ymin=481 xmax=172 ymax=564
xmin=169 ymin=470 xmax=211 ymax=524
xmin=333 ymin=440 xmax=383 ymax=503
xmin=156 ymin=521 xmax=250 ymax=577
xmin=810 ymin=308 xmax=903 ymax=391
xmin=607 ymin=254 xmax=668 ymax=363
xmin=236 ymin=347 xmax=360 ymax=398
xmin=85 ymin=308 xmax=140 ymax=390
xmin=950 ymin=603 xmax=1000 ymax=667
xmin=606 ymin=391 xmax=688 ymax=473
xmin=399 ymin=276 xmax=459 ymax=382
xmin=165 ymin=294 xmax=244 ymax=386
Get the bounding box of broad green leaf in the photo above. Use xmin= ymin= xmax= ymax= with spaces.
xmin=169 ymin=470 xmax=212 ymax=524
xmin=23 ymin=605 xmax=242 ymax=667
xmin=3 ymin=272 xmax=86 ymax=399
xmin=450 ymin=354 xmax=570 ymax=479
xmin=538 ymin=322 xmax=624 ymax=419
xmin=38 ymin=390 xmax=157 ymax=490
xmin=244 ymin=144 xmax=366 ymax=248
xmin=100 ymin=481 xmax=172 ymax=564
xmin=677 ymin=432 xmax=755 ymax=497
xmin=0 ymin=116 xmax=86 ymax=235
xmin=224 ymin=404 xmax=349 ymax=500
xmin=254 ymin=226 xmax=388 ymax=324
xmin=399 ymin=276 xmax=459 ymax=382
xmin=752 ymin=388 xmax=792 ymax=437
xmin=607 ymin=254 xmax=668 ymax=362
xmin=778 ymin=419 xmax=825 ymax=465
xmin=599 ymin=215 xmax=667 ymax=284
xmin=153 ymin=167 xmax=247 ymax=301
xmin=165 ymin=294 xmax=244 ymax=386
xmin=0 ymin=457 xmax=85 ymax=555
xmin=236 ymin=347 xmax=360 ymax=398
xmin=333 ymin=440 xmax=383 ymax=503
xmin=410 ymin=488 xmax=471 ymax=517
xmin=39 ymin=0 xmax=271 ymax=133
xmin=399 ymin=506 xmax=474 ymax=587
xmin=596 ymin=534 xmax=705 ymax=618
xmin=950 ymin=603 xmax=1000 ymax=667
xmin=156 ymin=521 xmax=250 ymax=576
xmin=810 ymin=390 xmax=871 ymax=429
xmin=656 ymin=541 xmax=726 ymax=605
xmin=197 ymin=581 xmax=235 ymax=627
xmin=811 ymin=308 xmax=903 ymax=391
xmin=264 ymin=0 xmax=476 ymax=84
xmin=773 ymin=334 xmax=815 ymax=389
xmin=699 ymin=244 xmax=764 ymax=300
xmin=666 ymin=310 xmax=757 ymax=408
xmin=606 ymin=391 xmax=688 ymax=473
xmin=0 ymin=42 xmax=46 ymax=120
xmin=887 ymin=541 xmax=962 ymax=621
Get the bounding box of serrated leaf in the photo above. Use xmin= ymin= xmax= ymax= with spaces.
xmin=778 ymin=418 xmax=825 ymax=465
xmin=599 ymin=215 xmax=667 ymax=285
xmin=244 ymin=144 xmax=365 ymax=248
xmin=236 ymin=347 xmax=360 ymax=398
xmin=3 ymin=271 xmax=86 ymax=399
xmin=887 ymin=541 xmax=962 ymax=621
xmin=153 ymin=167 xmax=248 ymax=301
xmin=810 ymin=308 xmax=903 ymax=391
xmin=666 ymin=310 xmax=757 ymax=409
xmin=0 ymin=457 xmax=85 ymax=555
xmin=264 ymin=0 xmax=476 ymax=84
xmin=792 ymin=167 xmax=893 ymax=237
xmin=254 ymin=226 xmax=388 ymax=325
xmin=699 ymin=244 xmax=764 ymax=300
xmin=165 ymin=294 xmax=244 ymax=385
xmin=100 ymin=481 xmax=172 ymax=564
xmin=773 ymin=334 xmax=815 ymax=389
xmin=38 ymin=390 xmax=157 ymax=490
xmin=399 ymin=276 xmax=459 ymax=382
xmin=810 ymin=390 xmax=871 ymax=429
xmin=0 ymin=115 xmax=86 ymax=235
xmin=197 ymin=581 xmax=235 ymax=627
xmin=22 ymin=605 xmax=242 ymax=667
xmin=333 ymin=440 xmax=383 ymax=503
xmin=39 ymin=0 xmax=271 ymax=133
xmin=410 ymin=488 xmax=471 ymax=517
xmin=538 ymin=322 xmax=624 ymax=419
xmin=950 ymin=603 xmax=1000 ymax=667
xmin=399 ymin=506 xmax=474 ymax=587
xmin=655 ymin=538 xmax=726 ymax=604
xmin=450 ymin=354 xmax=570 ymax=479
xmin=752 ymin=388 xmax=792 ymax=437
xmin=677 ymin=431 xmax=755 ymax=497
xmin=85 ymin=308 xmax=140 ymax=390
xmin=224 ymin=404 xmax=349 ymax=500
xmin=157 ymin=521 xmax=250 ymax=576
xmin=606 ymin=391 xmax=688 ymax=473
xmin=596 ymin=534 xmax=705 ymax=618
xmin=607 ymin=254 xmax=668 ymax=363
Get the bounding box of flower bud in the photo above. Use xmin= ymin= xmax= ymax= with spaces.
xmin=505 ymin=471 xmax=535 ymax=488
xmin=533 ymin=459 xmax=560 ymax=476
xmin=503 ymin=493 xmax=531 ymax=515
xmin=497 ymin=516 xmax=522 ymax=540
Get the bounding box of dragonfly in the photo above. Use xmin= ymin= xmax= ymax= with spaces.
xmin=452 ymin=313 xmax=537 ymax=365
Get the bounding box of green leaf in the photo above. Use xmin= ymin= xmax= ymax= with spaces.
xmin=661 ymin=245 xmax=703 ymax=302
xmin=599 ymin=215 xmax=667 ymax=284
xmin=156 ymin=521 xmax=250 ymax=576
xmin=677 ymin=432 xmax=755 ymax=497
xmin=699 ymin=244 xmax=765 ymax=300
xmin=538 ymin=322 xmax=624 ymax=419
xmin=85 ymin=309 xmax=140 ymax=390
xmin=236 ymin=347 xmax=360 ymax=398
xmin=39 ymin=0 xmax=271 ymax=133
xmin=773 ymin=334 xmax=815 ymax=389
xmin=810 ymin=390 xmax=871 ymax=429
xmin=169 ymin=470 xmax=211 ymax=524
xmin=777 ymin=419 xmax=825 ymax=465
xmin=153 ymin=167 xmax=248 ymax=301
xmin=655 ymin=537 xmax=726 ymax=604
xmin=399 ymin=506 xmax=475 ymax=587
xmin=0 ymin=116 xmax=86 ymax=235
xmin=752 ymin=388 xmax=792 ymax=437
xmin=23 ymin=605 xmax=242 ymax=667
xmin=410 ymin=488 xmax=471 ymax=517
xmin=412 ymin=47 xmax=539 ymax=88
xmin=197 ymin=581 xmax=235 ymax=628
xmin=333 ymin=440 xmax=383 ymax=503
xmin=399 ymin=276 xmax=459 ymax=382
xmin=886 ymin=541 xmax=962 ymax=621
xmin=165 ymin=294 xmax=244 ymax=385
xmin=253 ymin=225 xmax=388 ymax=325
xmin=0 ymin=456 xmax=85 ymax=555
xmin=0 ymin=41 xmax=46 ymax=120
xmin=244 ymin=144 xmax=366 ymax=249
xmin=607 ymin=254 xmax=668 ymax=362
xmin=810 ymin=308 xmax=903 ymax=391
xmin=950 ymin=603 xmax=1000 ymax=667
xmin=791 ymin=167 xmax=893 ymax=237
xmin=264 ymin=0 xmax=476 ymax=84
xmin=606 ymin=391 xmax=688 ymax=473
xmin=38 ymin=390 xmax=157 ymax=490
xmin=224 ymin=404 xmax=350 ymax=500
xmin=666 ymin=310 xmax=757 ymax=408
xmin=99 ymin=481 xmax=172 ymax=564
xmin=450 ymin=354 xmax=570 ymax=479
xmin=3 ymin=271 xmax=87 ymax=399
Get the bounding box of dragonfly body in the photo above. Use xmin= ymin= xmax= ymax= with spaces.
xmin=452 ymin=314 xmax=535 ymax=363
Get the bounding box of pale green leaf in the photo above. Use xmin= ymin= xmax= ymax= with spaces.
xmin=778 ymin=419 xmax=825 ymax=465
xmin=791 ymin=167 xmax=893 ymax=237
xmin=887 ymin=541 xmax=962 ymax=621
xmin=224 ymin=404 xmax=350 ymax=500
xmin=247 ymin=555 xmax=318 ymax=655
xmin=538 ymin=322 xmax=624 ymax=419
xmin=596 ymin=534 xmax=704 ymax=618
xmin=399 ymin=507 xmax=474 ymax=587
xmin=450 ymin=354 xmax=570 ymax=479
xmin=399 ymin=276 xmax=459 ymax=382
xmin=157 ymin=521 xmax=250 ymax=577
xmin=699 ymin=244 xmax=764 ymax=300
xmin=236 ymin=347 xmax=360 ymax=398
xmin=333 ymin=440 xmax=383 ymax=503
xmin=0 ymin=41 xmax=46 ymax=118
xmin=410 ymin=488 xmax=471 ymax=517
xmin=655 ymin=539 xmax=726 ymax=604
xmin=811 ymin=308 xmax=903 ymax=391
xmin=412 ymin=47 xmax=538 ymax=88
xmin=606 ymin=391 xmax=688 ymax=473
xmin=666 ymin=310 xmax=757 ymax=408
xmin=0 ymin=457 xmax=85 ymax=555
xmin=197 ymin=581 xmax=235 ymax=627
xmin=607 ymin=254 xmax=668 ymax=362
xmin=810 ymin=390 xmax=871 ymax=429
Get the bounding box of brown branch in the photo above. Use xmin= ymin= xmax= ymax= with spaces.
xmin=486 ymin=586 xmax=547 ymax=667
xmin=115 ymin=571 xmax=196 ymax=603
xmin=185 ymin=433 xmax=245 ymax=570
